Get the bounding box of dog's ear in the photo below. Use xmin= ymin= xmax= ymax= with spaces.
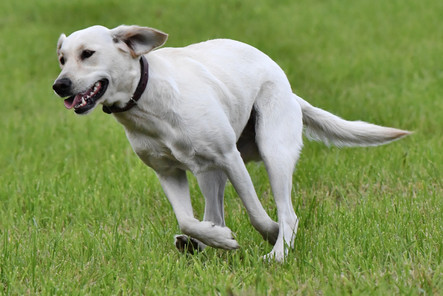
xmin=111 ymin=25 xmax=168 ymax=57
xmin=57 ymin=33 xmax=66 ymax=55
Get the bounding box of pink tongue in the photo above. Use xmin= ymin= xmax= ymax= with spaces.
xmin=64 ymin=94 xmax=82 ymax=109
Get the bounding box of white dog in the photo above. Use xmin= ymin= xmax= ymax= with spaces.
xmin=53 ymin=25 xmax=410 ymax=261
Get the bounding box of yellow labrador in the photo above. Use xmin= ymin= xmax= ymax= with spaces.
xmin=53 ymin=25 xmax=410 ymax=261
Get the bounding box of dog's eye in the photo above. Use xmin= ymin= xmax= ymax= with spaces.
xmin=81 ymin=50 xmax=95 ymax=60
xmin=60 ymin=57 xmax=65 ymax=65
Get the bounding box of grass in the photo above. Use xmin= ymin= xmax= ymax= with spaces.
xmin=0 ymin=0 xmax=442 ymax=294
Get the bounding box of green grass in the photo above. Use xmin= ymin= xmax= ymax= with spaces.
xmin=1 ymin=0 xmax=442 ymax=294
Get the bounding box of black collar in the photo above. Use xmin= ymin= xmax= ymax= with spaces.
xmin=102 ymin=56 xmax=149 ymax=114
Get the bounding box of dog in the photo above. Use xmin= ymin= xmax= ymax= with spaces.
xmin=53 ymin=25 xmax=410 ymax=261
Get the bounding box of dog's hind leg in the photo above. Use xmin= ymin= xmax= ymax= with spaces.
xmin=260 ymin=154 xmax=300 ymax=262
xmin=255 ymin=94 xmax=304 ymax=262
xmin=157 ymin=169 xmax=239 ymax=251
xmin=220 ymin=150 xmax=280 ymax=245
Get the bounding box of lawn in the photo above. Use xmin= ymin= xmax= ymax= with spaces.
xmin=0 ymin=0 xmax=442 ymax=294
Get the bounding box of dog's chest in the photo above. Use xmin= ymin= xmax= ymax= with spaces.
xmin=130 ymin=135 xmax=187 ymax=173
xmin=116 ymin=112 xmax=197 ymax=173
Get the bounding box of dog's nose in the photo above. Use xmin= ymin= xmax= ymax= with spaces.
xmin=53 ymin=78 xmax=72 ymax=97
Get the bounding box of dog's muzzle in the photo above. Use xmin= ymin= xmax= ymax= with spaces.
xmin=53 ymin=77 xmax=109 ymax=114
xmin=53 ymin=78 xmax=72 ymax=97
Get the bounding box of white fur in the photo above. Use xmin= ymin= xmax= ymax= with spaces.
xmin=54 ymin=25 xmax=410 ymax=261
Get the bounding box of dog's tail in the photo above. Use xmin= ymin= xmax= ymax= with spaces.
xmin=294 ymin=95 xmax=411 ymax=147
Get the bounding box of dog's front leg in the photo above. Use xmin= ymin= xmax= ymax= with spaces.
xmin=157 ymin=169 xmax=239 ymax=251
xmin=174 ymin=170 xmax=228 ymax=254
xmin=155 ymin=169 xmax=204 ymax=254
xmin=196 ymin=170 xmax=227 ymax=227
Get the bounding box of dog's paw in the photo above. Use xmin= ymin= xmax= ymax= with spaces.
xmin=213 ymin=228 xmax=240 ymax=250
xmin=196 ymin=223 xmax=240 ymax=250
xmin=174 ymin=235 xmax=206 ymax=255
xmin=262 ymin=249 xmax=287 ymax=263
xmin=214 ymin=224 xmax=240 ymax=249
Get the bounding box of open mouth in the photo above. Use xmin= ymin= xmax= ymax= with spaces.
xmin=64 ymin=79 xmax=108 ymax=114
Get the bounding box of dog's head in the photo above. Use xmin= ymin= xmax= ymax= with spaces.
xmin=53 ymin=25 xmax=168 ymax=115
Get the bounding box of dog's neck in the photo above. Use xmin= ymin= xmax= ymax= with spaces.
xmin=102 ymin=56 xmax=149 ymax=114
